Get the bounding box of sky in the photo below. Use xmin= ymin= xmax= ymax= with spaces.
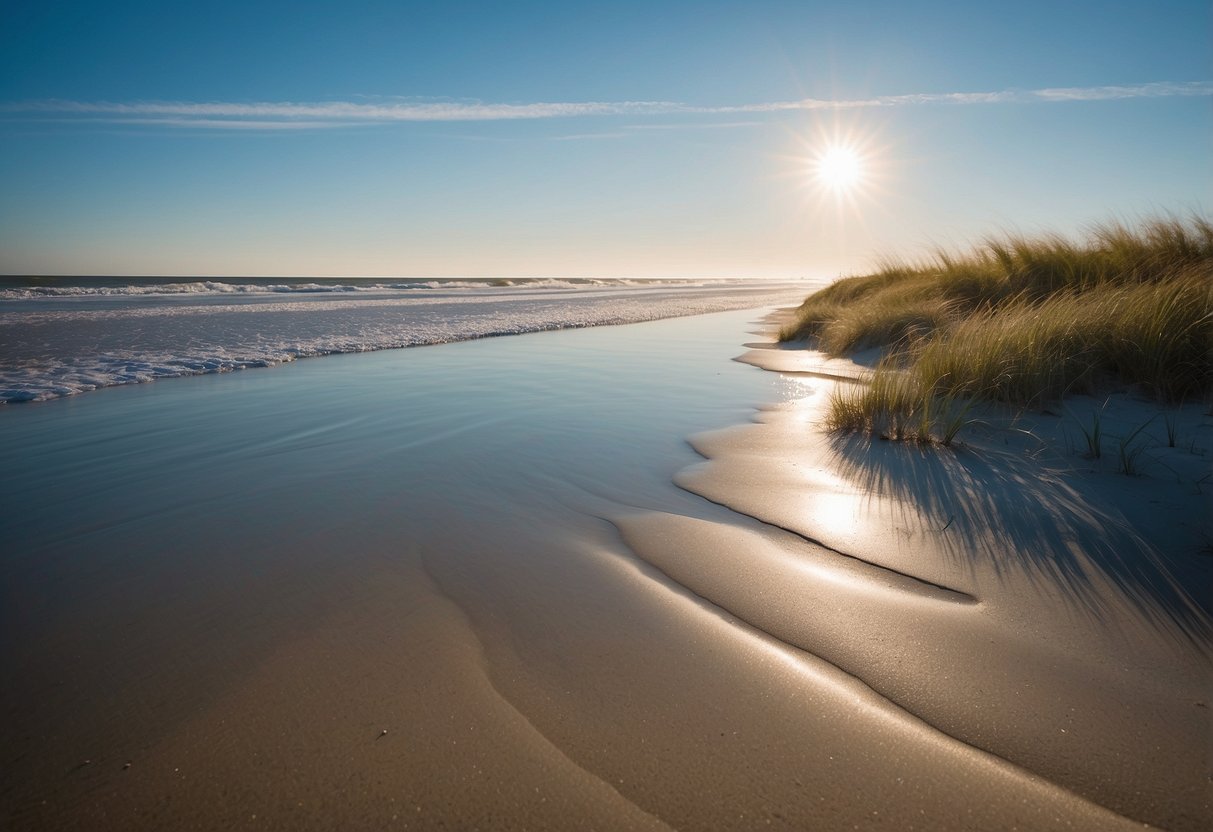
xmin=0 ymin=0 xmax=1208 ymax=280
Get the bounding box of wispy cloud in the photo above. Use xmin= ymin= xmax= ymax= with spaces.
xmin=3 ymin=81 xmax=1208 ymax=130
xmin=712 ymin=81 xmax=1213 ymax=112
xmin=6 ymin=97 xmax=684 ymax=124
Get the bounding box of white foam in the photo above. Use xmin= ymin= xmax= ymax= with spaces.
xmin=0 ymin=281 xmax=809 ymax=402
xmin=0 ymin=277 xmax=712 ymax=300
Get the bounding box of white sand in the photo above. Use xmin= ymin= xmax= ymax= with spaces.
xmin=621 ymin=327 xmax=1211 ymax=828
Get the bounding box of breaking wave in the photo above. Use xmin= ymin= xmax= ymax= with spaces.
xmin=0 ymin=280 xmax=809 ymax=403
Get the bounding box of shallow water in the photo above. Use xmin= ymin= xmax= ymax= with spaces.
xmin=0 ymin=309 xmax=772 ymax=826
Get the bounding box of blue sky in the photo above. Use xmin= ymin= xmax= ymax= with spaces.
xmin=1 ymin=1 xmax=1208 ymax=279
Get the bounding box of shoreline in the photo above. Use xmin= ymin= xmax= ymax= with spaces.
xmin=670 ymin=315 xmax=1211 ymax=827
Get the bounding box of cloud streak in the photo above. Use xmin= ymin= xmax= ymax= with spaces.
xmin=4 ymin=81 xmax=1208 ymax=130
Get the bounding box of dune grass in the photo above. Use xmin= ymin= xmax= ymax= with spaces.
xmin=782 ymin=217 xmax=1213 ymax=442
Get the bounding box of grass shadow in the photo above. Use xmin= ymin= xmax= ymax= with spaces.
xmin=827 ymin=433 xmax=1211 ymax=646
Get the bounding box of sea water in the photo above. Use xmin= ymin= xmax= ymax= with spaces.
xmin=0 ymin=276 xmax=809 ymax=402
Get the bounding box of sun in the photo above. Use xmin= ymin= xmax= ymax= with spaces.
xmin=814 ymin=144 xmax=864 ymax=193
xmin=786 ymin=123 xmax=888 ymax=219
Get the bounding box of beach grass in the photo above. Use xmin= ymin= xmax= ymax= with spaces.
xmin=782 ymin=217 xmax=1213 ymax=442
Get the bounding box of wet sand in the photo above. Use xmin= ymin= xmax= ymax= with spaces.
xmin=2 ymin=309 xmax=1209 ymax=830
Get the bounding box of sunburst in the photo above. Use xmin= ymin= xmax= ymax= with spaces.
xmin=813 ymin=143 xmax=865 ymax=194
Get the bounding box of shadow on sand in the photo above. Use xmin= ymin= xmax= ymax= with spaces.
xmin=827 ymin=433 xmax=1212 ymax=646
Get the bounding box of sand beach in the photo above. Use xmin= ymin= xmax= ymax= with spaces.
xmin=3 ymin=304 xmax=1208 ymax=830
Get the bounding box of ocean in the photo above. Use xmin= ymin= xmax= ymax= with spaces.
xmin=0 ymin=276 xmax=811 ymax=403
